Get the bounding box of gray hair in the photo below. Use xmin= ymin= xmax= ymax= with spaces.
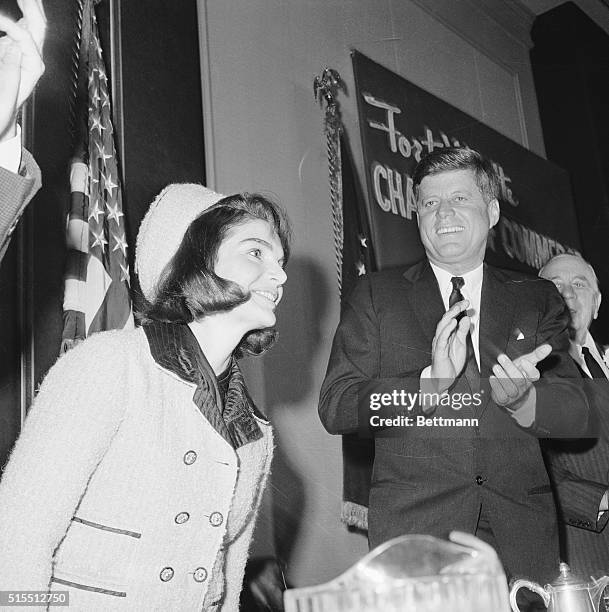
xmin=539 ymin=253 xmax=600 ymax=293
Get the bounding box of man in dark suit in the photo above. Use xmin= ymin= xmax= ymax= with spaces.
xmin=0 ymin=0 xmax=45 ymax=263
xmin=319 ymin=147 xmax=588 ymax=589
xmin=540 ymin=254 xmax=609 ymax=575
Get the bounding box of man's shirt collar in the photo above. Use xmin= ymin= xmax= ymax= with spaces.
xmin=571 ymin=330 xmax=609 ymax=379
xmin=429 ymin=261 xmax=483 ymax=304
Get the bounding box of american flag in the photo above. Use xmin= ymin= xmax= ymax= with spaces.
xmin=61 ymin=1 xmax=133 ymax=352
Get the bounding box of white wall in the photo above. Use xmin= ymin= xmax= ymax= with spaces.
xmin=197 ymin=0 xmax=542 ymax=587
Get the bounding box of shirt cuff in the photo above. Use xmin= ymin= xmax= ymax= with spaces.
xmin=598 ymin=490 xmax=608 ymax=522
xmin=505 ymin=386 xmax=536 ymax=428
xmin=0 ymin=125 xmax=22 ymax=174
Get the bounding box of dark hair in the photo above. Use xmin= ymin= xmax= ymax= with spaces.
xmin=141 ymin=192 xmax=291 ymax=357
xmin=412 ymin=147 xmax=500 ymax=203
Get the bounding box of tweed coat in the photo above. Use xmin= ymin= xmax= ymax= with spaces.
xmin=319 ymin=260 xmax=588 ymax=584
xmin=0 ymin=326 xmax=273 ymax=611
xmin=0 ymin=148 xmax=41 ymax=263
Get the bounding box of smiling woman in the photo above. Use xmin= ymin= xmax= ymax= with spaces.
xmin=142 ymin=189 xmax=291 ymax=359
xmin=0 ymin=184 xmax=292 ymax=611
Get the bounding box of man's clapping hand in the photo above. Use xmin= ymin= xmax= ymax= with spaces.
xmin=429 ymin=299 xmax=472 ymax=392
xmin=490 ymin=343 xmax=552 ymax=410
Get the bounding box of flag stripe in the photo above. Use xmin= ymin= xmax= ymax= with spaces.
xmin=66 ymin=218 xmax=89 ymax=252
xmin=64 ymin=250 xmax=89 ymax=281
xmin=69 ymin=161 xmax=88 ymax=193
xmin=61 ymin=1 xmax=133 ymax=351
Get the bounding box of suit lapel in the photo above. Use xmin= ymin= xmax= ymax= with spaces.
xmin=477 ymin=265 xmax=516 ymax=418
xmin=403 ymin=260 xmax=445 ymax=345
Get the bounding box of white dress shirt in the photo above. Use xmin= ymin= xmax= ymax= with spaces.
xmin=0 ymin=126 xmax=22 ymax=174
xmin=430 ymin=261 xmax=483 ymax=368
xmin=571 ymin=331 xmax=609 ymax=379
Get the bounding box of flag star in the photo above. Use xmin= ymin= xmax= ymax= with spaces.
xmin=91 ymin=116 xmax=104 ymax=135
xmin=95 ymin=38 xmax=103 ymax=58
xmin=88 ymin=200 xmax=104 ymax=223
xmin=103 ymin=173 xmax=118 ymax=197
xmin=91 ymin=89 xmax=101 ymax=106
xmin=120 ymin=262 xmax=131 ymax=284
xmin=95 ymin=142 xmax=112 ymax=161
xmin=98 ymin=69 xmax=108 ymax=83
xmin=88 ymin=73 xmax=96 ymax=88
xmin=358 ymin=234 xmax=368 ymax=248
xmin=356 ymin=261 xmax=366 ymax=276
xmin=102 ymin=91 xmax=110 ymax=108
xmin=106 ymin=202 xmax=124 ymax=224
xmin=91 ymin=229 xmax=108 ymax=250
xmin=112 ymin=233 xmax=128 ymax=256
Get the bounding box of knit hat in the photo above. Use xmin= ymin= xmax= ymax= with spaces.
xmin=135 ymin=183 xmax=225 ymax=302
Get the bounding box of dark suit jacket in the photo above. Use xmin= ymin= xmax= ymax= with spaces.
xmin=0 ymin=148 xmax=41 ymax=264
xmin=543 ymin=345 xmax=609 ymax=576
xmin=319 ymin=260 xmax=588 ymax=584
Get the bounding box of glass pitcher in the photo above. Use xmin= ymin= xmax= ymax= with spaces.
xmin=284 ymin=531 xmax=510 ymax=612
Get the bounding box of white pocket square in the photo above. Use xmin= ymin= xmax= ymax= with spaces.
xmin=514 ymin=329 xmax=525 ymax=341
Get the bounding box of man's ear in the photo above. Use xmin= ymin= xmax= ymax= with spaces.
xmin=594 ymin=291 xmax=602 ymax=320
xmin=488 ymin=198 xmax=500 ymax=229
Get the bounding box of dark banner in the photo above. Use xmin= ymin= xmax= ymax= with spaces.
xmin=351 ymin=50 xmax=581 ymax=273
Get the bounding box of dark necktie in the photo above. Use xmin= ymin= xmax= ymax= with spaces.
xmin=449 ymin=277 xmax=480 ymax=391
xmin=449 ymin=276 xmax=466 ymax=314
xmin=581 ymin=346 xmax=606 ymax=379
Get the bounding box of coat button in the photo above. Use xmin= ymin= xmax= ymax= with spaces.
xmin=209 ymin=511 xmax=224 ymax=527
xmin=193 ymin=567 xmax=208 ymax=583
xmin=159 ymin=566 xmax=174 ymax=582
xmin=175 ymin=512 xmax=190 ymax=524
xmin=475 ymin=475 xmax=487 ymax=485
xmin=183 ymin=450 xmax=197 ymax=465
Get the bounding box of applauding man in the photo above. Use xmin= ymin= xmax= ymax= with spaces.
xmin=0 ymin=0 xmax=45 ymax=263
xmin=319 ymin=147 xmax=588 ymax=590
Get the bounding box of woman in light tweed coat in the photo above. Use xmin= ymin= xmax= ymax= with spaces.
xmin=0 ymin=184 xmax=290 ymax=611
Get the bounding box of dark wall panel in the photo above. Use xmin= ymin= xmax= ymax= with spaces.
xmin=531 ymin=1 xmax=609 ymax=343
xmin=31 ymin=2 xmax=78 ymax=387
xmin=116 ymin=0 xmax=205 ymax=308
xmin=0 ymin=0 xmax=75 ymax=470
xmin=0 ymin=236 xmax=22 ymax=467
